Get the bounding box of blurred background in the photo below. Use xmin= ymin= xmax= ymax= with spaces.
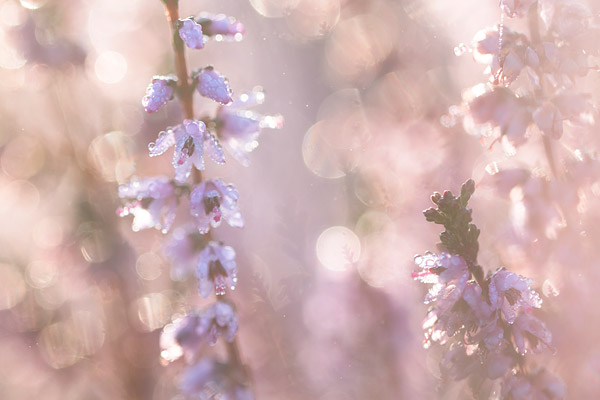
xmin=1 ymin=0 xmax=600 ymax=398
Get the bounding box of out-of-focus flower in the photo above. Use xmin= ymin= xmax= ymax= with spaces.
xmin=178 ymin=18 xmax=204 ymax=50
xmin=511 ymin=313 xmax=553 ymax=355
xmin=200 ymin=301 xmax=238 ymax=345
xmin=161 ymin=302 xmax=238 ymax=364
xmin=502 ymin=369 xmax=566 ymax=399
xmin=488 ymin=269 xmax=542 ymax=324
xmin=465 ymin=85 xmax=532 ymax=147
xmin=164 ymin=226 xmax=208 ymax=280
xmin=197 ymin=241 xmax=237 ymax=297
xmin=533 ymin=101 xmax=563 ymax=139
xmin=500 ymin=0 xmax=536 ymax=18
xmin=117 ymin=177 xmax=179 ymax=233
xmin=215 ymin=89 xmax=284 ymax=167
xmin=194 ymin=67 xmax=233 ymax=105
xmin=190 ymin=179 xmax=243 ymax=234
xmin=180 ymin=358 xmax=253 ymax=400
xmin=441 ymin=343 xmax=515 ymax=381
xmin=149 ymin=119 xmax=225 ymax=183
xmin=161 ymin=312 xmax=204 ymax=363
xmin=142 ymin=75 xmax=177 ymax=113
xmin=9 ymin=17 xmax=86 ymax=69
xmin=197 ymin=13 xmax=245 ymax=39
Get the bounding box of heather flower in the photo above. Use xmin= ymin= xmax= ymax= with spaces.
xmin=196 ymin=241 xmax=237 ymax=298
xmin=148 ymin=119 xmax=225 ymax=183
xmin=488 ymin=269 xmax=542 ymax=324
xmin=194 ymin=66 xmax=233 ymax=105
xmin=160 ymin=312 xmax=204 ymax=363
xmin=422 ymin=282 xmax=492 ymax=347
xmin=511 ymin=313 xmax=553 ymax=355
xmin=197 ymin=13 xmax=245 ymax=40
xmin=180 ymin=358 xmax=253 ymax=400
xmin=500 ymin=0 xmax=535 ymax=18
xmin=413 ymin=252 xmax=469 ymax=304
xmin=117 ymin=177 xmax=178 ymax=233
xmin=142 ymin=75 xmax=177 ymax=113
xmin=178 ymin=18 xmax=204 ymax=50
xmin=465 ymin=85 xmax=531 ymax=147
xmin=502 ymin=369 xmax=566 ymax=399
xmin=190 ymin=178 xmax=243 ymax=234
xmin=163 ymin=226 xmax=208 ymax=280
xmin=215 ymin=89 xmax=284 ymax=167
xmin=441 ymin=343 xmax=515 ymax=381
xmin=160 ymin=302 xmax=238 ymax=363
xmin=200 ymin=301 xmax=238 ymax=345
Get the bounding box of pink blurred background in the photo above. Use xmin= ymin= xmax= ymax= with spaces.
xmin=2 ymin=0 xmax=600 ymax=398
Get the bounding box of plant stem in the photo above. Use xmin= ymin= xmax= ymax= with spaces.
xmin=527 ymin=2 xmax=558 ymax=179
xmin=162 ymin=0 xmax=250 ymax=389
xmin=164 ymin=0 xmax=194 ymax=119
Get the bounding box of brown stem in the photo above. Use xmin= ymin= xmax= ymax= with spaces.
xmin=164 ymin=0 xmax=194 ymax=119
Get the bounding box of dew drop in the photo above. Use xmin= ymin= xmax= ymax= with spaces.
xmin=148 ymin=142 xmax=156 ymax=151
xmin=453 ymin=43 xmax=468 ymax=56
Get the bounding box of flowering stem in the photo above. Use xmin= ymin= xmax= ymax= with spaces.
xmin=162 ymin=0 xmax=250 ymax=389
xmin=527 ymin=2 xmax=558 ymax=179
xmin=164 ymin=0 xmax=194 ymax=119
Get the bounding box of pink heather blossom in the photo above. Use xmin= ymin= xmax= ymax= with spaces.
xmin=196 ymin=241 xmax=237 ymax=298
xmin=160 ymin=302 xmax=238 ymax=363
xmin=488 ymin=269 xmax=542 ymax=324
xmin=117 ymin=177 xmax=178 ymax=233
xmin=465 ymin=85 xmax=531 ymax=147
xmin=500 ymin=0 xmax=535 ymax=18
xmin=180 ymin=358 xmax=253 ymax=400
xmin=163 ymin=226 xmax=207 ymax=280
xmin=160 ymin=312 xmax=204 ymax=363
xmin=198 ymin=13 xmax=245 ymax=39
xmin=148 ymin=119 xmax=225 ymax=183
xmin=178 ymin=18 xmax=204 ymax=50
xmin=216 ymin=89 xmax=284 ymax=167
xmin=502 ymin=369 xmax=566 ymax=399
xmin=194 ymin=66 xmax=233 ymax=105
xmin=441 ymin=343 xmax=515 ymax=381
xmin=511 ymin=313 xmax=553 ymax=355
xmin=190 ymin=178 xmax=243 ymax=234
xmin=200 ymin=301 xmax=238 ymax=345
xmin=142 ymin=75 xmax=176 ymax=113
xmin=413 ymin=253 xmax=469 ymax=304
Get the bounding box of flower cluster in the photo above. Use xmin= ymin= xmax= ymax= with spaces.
xmin=117 ymin=1 xmax=282 ymax=398
xmin=460 ymin=0 xmax=596 ymax=149
xmin=414 ymin=180 xmax=563 ymax=398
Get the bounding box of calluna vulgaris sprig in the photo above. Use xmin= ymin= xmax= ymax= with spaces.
xmin=414 ymin=180 xmax=565 ymax=399
xmin=118 ymin=1 xmax=282 ymax=398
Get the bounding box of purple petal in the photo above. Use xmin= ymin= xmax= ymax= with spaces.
xmin=196 ymin=67 xmax=233 ymax=105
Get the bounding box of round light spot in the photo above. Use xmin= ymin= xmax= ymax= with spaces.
xmin=94 ymin=51 xmax=127 ymax=84
xmin=316 ymin=226 xmax=361 ymax=271
xmin=302 ymin=121 xmax=348 ymax=179
xmin=135 ymin=293 xmax=171 ymax=332
xmin=249 ymin=0 xmax=300 ymax=18
xmin=136 ymin=252 xmax=162 ymax=281
xmin=19 ymin=0 xmax=48 ymax=10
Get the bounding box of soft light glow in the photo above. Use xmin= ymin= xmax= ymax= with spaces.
xmin=94 ymin=51 xmax=127 ymax=84
xmin=316 ymin=226 xmax=361 ymax=272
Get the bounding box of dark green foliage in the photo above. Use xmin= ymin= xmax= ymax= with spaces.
xmin=423 ymin=179 xmax=480 ymax=267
